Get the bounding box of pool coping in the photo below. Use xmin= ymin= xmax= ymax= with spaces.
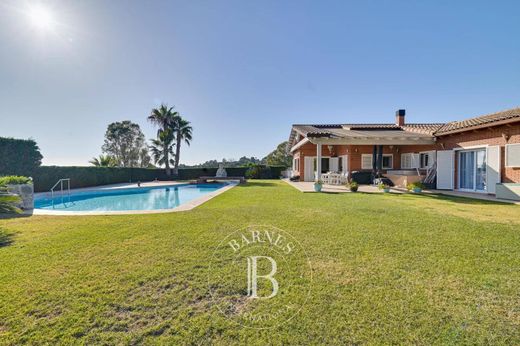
xmin=32 ymin=181 xmax=239 ymax=216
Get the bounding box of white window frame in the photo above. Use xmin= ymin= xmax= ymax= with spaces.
xmin=505 ymin=143 xmax=520 ymax=168
xmin=361 ymin=154 xmax=393 ymax=170
xmin=419 ymin=151 xmax=434 ymax=169
xmin=401 ymin=153 xmax=413 ymax=169
xmin=361 ymin=154 xmax=373 ymax=170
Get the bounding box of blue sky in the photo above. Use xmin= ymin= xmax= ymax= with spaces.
xmin=1 ymin=0 xmax=519 ymax=166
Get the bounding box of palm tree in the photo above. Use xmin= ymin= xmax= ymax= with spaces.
xmin=147 ymin=104 xmax=178 ymax=175
xmin=0 ymin=185 xmax=21 ymax=214
xmin=172 ymin=117 xmax=193 ymax=175
xmin=149 ymin=132 xmax=175 ymax=172
xmin=89 ymin=155 xmax=115 ymax=167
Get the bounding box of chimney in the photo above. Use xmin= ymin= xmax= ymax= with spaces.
xmin=395 ymin=109 xmax=405 ymax=126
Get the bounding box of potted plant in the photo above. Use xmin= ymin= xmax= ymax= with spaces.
xmin=378 ymin=182 xmax=391 ymax=193
xmin=314 ymin=179 xmax=323 ymax=192
xmin=407 ymin=181 xmax=425 ymax=193
xmin=348 ymin=181 xmax=358 ymax=192
xmin=0 ymin=176 xmax=34 ymax=210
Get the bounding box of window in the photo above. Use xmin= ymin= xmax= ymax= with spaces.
xmin=401 ymin=153 xmax=413 ymax=169
xmin=361 ymin=154 xmax=373 ymax=170
xmin=293 ymin=158 xmax=299 ymax=171
xmin=506 ymin=144 xmax=520 ymax=167
xmin=361 ymin=154 xmax=393 ymax=169
xmin=382 ymin=155 xmax=393 ymax=169
xmin=420 ymin=153 xmax=429 ymax=168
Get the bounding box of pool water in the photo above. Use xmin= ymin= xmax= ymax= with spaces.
xmin=34 ymin=183 xmax=227 ymax=212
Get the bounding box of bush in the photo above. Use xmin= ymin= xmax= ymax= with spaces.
xmin=348 ymin=181 xmax=358 ymax=192
xmin=0 ymin=176 xmax=32 ymax=186
xmin=407 ymin=181 xmax=425 ymax=191
xmin=245 ymin=165 xmax=273 ymax=179
xmin=0 ymin=137 xmax=43 ymax=176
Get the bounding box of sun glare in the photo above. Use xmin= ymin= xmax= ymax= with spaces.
xmin=27 ymin=4 xmax=54 ymax=31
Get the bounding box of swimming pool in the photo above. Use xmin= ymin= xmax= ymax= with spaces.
xmin=34 ymin=183 xmax=230 ymax=213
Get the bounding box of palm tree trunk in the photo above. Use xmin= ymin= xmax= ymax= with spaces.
xmin=164 ymin=148 xmax=171 ymax=176
xmin=174 ymin=135 xmax=181 ymax=175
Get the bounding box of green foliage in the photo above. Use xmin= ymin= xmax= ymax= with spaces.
xmin=172 ymin=116 xmax=193 ymax=173
xmin=180 ymin=156 xmax=262 ymax=168
xmin=378 ymin=182 xmax=390 ymax=190
xmin=407 ymin=181 xmax=425 ymax=191
xmin=263 ymin=141 xmax=291 ymax=167
xmin=89 ymin=155 xmax=116 ymax=167
xmin=149 ymin=134 xmax=175 ymax=169
xmin=0 ymin=194 xmax=21 ymax=214
xmin=30 ymin=166 xmax=286 ymax=192
xmin=0 ymin=176 xmax=32 ymax=186
xmin=147 ymin=104 xmax=178 ymax=175
xmin=102 ymin=121 xmax=150 ymax=168
xmin=0 ymin=137 xmax=43 ymax=176
xmin=348 ymin=181 xmax=359 ymax=192
xmin=245 ymin=165 xmax=273 ymax=179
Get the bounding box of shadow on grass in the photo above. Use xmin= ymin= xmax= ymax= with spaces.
xmin=391 ymin=191 xmax=515 ymax=206
xmin=0 ymin=210 xmax=34 ymax=220
xmin=239 ymin=181 xmax=279 ymax=187
xmin=0 ymin=228 xmax=14 ymax=247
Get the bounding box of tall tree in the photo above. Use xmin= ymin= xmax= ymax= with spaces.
xmin=89 ymin=155 xmax=115 ymax=167
xmin=147 ymin=104 xmax=178 ymax=175
xmin=263 ymin=141 xmax=292 ymax=167
xmin=101 ymin=121 xmax=150 ymax=168
xmin=149 ymin=132 xmax=175 ymax=171
xmin=172 ymin=117 xmax=193 ymax=175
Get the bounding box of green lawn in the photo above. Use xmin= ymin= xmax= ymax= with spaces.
xmin=1 ymin=181 xmax=519 ymax=344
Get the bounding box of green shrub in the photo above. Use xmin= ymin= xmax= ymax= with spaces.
xmin=0 ymin=137 xmax=43 ymax=176
xmin=0 ymin=194 xmax=21 ymax=214
xmin=406 ymin=181 xmax=425 ymax=191
xmin=0 ymin=176 xmax=32 ymax=186
xmin=30 ymin=165 xmax=286 ymax=192
xmin=378 ymin=182 xmax=390 ymax=190
xmin=245 ymin=165 xmax=273 ymax=179
xmin=348 ymin=181 xmax=359 ymax=192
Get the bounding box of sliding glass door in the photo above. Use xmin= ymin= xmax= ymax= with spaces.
xmin=458 ymin=149 xmax=486 ymax=192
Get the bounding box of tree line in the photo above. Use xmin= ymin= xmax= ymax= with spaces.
xmin=91 ymin=104 xmax=192 ymax=176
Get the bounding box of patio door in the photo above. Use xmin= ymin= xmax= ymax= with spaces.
xmin=458 ymin=149 xmax=486 ymax=192
xmin=304 ymin=157 xmax=315 ymax=181
xmin=436 ymin=150 xmax=454 ymax=190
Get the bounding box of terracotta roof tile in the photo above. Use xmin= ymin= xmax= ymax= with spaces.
xmin=435 ymin=107 xmax=520 ymax=134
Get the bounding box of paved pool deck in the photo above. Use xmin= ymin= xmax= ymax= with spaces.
xmin=283 ymin=179 xmax=520 ymax=204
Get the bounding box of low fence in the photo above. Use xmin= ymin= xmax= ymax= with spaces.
xmin=26 ymin=165 xmax=286 ymax=192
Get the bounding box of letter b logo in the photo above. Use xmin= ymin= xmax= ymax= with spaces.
xmin=246 ymin=256 xmax=278 ymax=299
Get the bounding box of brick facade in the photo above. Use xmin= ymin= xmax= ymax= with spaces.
xmin=291 ymin=120 xmax=520 ymax=187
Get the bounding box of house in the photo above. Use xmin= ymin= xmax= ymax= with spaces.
xmin=288 ymin=107 xmax=520 ymax=197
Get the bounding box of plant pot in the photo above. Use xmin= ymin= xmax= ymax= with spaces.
xmin=6 ymin=184 xmax=34 ymax=210
xmin=413 ymin=187 xmax=422 ymax=193
xmin=314 ymin=183 xmax=322 ymax=192
xmin=350 ymin=187 xmax=358 ymax=192
xmin=383 ymin=188 xmax=391 ymax=193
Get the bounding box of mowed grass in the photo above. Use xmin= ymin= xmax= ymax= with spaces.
xmin=0 ymin=180 xmax=519 ymax=345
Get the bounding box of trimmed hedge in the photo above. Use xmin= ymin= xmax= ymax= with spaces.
xmin=0 ymin=137 xmax=43 ymax=176
xmin=31 ymin=165 xmax=286 ymax=192
xmin=32 ymin=166 xmax=169 ymax=192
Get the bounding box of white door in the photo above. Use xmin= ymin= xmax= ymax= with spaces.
xmin=342 ymin=155 xmax=349 ymax=173
xmin=437 ymin=150 xmax=454 ymax=189
xmin=486 ymin=146 xmax=501 ymax=194
xmin=304 ymin=157 xmax=315 ymax=182
xmin=330 ymin=157 xmax=339 ymax=172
